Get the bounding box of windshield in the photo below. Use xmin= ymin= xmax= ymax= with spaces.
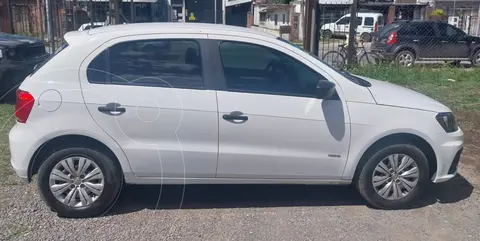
xmin=275 ymin=37 xmax=371 ymax=87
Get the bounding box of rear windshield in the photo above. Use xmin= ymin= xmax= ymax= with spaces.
xmin=376 ymin=23 xmax=402 ymax=37
xmin=30 ymin=42 xmax=68 ymax=76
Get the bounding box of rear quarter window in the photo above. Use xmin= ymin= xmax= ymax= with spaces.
xmin=29 ymin=43 xmax=68 ymax=76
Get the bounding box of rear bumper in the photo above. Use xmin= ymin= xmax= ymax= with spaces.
xmin=9 ymin=123 xmax=40 ymax=182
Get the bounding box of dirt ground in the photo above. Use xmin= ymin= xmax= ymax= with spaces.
xmin=455 ymin=111 xmax=480 ymax=174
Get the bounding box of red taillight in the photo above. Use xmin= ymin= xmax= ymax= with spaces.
xmin=374 ymin=22 xmax=378 ymax=32
xmin=15 ymin=89 xmax=35 ymax=123
xmin=386 ymin=32 xmax=397 ymax=45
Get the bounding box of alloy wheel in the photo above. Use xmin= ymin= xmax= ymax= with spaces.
xmin=49 ymin=156 xmax=105 ymax=207
xmin=397 ymin=53 xmax=414 ymax=67
xmin=475 ymin=53 xmax=480 ymax=66
xmin=372 ymin=154 xmax=419 ymax=200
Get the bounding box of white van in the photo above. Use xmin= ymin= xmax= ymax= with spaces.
xmin=321 ymin=12 xmax=384 ymax=42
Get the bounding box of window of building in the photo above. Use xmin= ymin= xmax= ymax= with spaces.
xmin=218 ymin=41 xmax=326 ymax=98
xmin=87 ymin=39 xmax=204 ymax=89
xmin=283 ymin=14 xmax=286 ymax=24
xmin=260 ymin=12 xmax=266 ymax=22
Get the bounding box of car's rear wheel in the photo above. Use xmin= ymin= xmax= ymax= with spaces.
xmin=37 ymin=147 xmax=123 ymax=218
xmin=471 ymin=50 xmax=480 ymax=67
xmin=360 ymin=32 xmax=371 ymax=42
xmin=395 ymin=50 xmax=415 ymax=67
xmin=356 ymin=144 xmax=429 ymax=209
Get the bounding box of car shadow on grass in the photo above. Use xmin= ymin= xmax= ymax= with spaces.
xmin=106 ymin=174 xmax=474 ymax=216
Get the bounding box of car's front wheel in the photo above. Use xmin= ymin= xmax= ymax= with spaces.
xmin=37 ymin=147 xmax=123 ymax=218
xmin=356 ymin=144 xmax=429 ymax=209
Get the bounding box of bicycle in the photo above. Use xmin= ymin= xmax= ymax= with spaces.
xmin=322 ymin=39 xmax=380 ymax=69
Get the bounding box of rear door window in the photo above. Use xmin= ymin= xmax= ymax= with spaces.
xmin=398 ymin=22 xmax=435 ymax=37
xmin=437 ymin=23 xmax=465 ymax=37
xmin=87 ymin=39 xmax=204 ymax=89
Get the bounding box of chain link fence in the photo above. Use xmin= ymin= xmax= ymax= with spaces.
xmin=6 ymin=0 xmax=172 ymax=51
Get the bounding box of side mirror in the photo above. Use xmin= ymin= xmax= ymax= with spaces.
xmin=316 ymin=79 xmax=336 ymax=99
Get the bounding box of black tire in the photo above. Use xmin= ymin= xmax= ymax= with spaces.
xmin=322 ymin=30 xmax=333 ymax=40
xmin=37 ymin=147 xmax=123 ymax=218
xmin=395 ymin=50 xmax=415 ymax=67
xmin=360 ymin=32 xmax=371 ymax=42
xmin=356 ymin=144 xmax=429 ymax=209
xmin=471 ymin=50 xmax=480 ymax=67
xmin=322 ymin=51 xmax=346 ymax=69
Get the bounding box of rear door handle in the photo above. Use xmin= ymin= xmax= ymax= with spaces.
xmin=98 ymin=102 xmax=126 ymax=115
xmin=441 ymin=40 xmax=448 ymax=43
xmin=413 ymin=39 xmax=420 ymax=42
xmin=223 ymin=114 xmax=248 ymax=121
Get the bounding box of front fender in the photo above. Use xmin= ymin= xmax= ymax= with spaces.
xmin=341 ymin=127 xmax=436 ymax=180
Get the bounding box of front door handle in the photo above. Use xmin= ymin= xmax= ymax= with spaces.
xmin=98 ymin=102 xmax=126 ymax=115
xmin=441 ymin=40 xmax=448 ymax=43
xmin=223 ymin=111 xmax=248 ymax=122
xmin=413 ymin=39 xmax=420 ymax=42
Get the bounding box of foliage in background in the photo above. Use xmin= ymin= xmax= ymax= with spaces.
xmin=430 ymin=9 xmax=446 ymax=16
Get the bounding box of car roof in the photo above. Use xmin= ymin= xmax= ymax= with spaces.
xmin=87 ymin=22 xmax=276 ymax=38
xmin=64 ymin=22 xmax=278 ymax=46
xmin=344 ymin=12 xmax=383 ymax=17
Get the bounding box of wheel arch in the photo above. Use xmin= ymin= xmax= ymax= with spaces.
xmin=28 ymin=134 xmax=126 ymax=182
xmin=469 ymin=45 xmax=480 ymax=59
xmin=350 ymin=132 xmax=437 ymax=182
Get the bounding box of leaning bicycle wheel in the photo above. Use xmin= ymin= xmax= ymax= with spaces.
xmin=358 ymin=52 xmax=381 ymax=67
xmin=322 ymin=51 xmax=346 ymax=70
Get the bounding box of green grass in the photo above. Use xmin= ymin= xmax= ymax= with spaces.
xmin=0 ymin=104 xmax=15 ymax=183
xmin=351 ymin=66 xmax=480 ymax=111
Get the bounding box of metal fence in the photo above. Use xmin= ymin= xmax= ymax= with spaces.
xmin=7 ymin=0 xmax=173 ymax=51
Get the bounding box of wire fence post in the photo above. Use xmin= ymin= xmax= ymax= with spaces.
xmin=311 ymin=0 xmax=320 ymax=57
xmin=347 ymin=0 xmax=358 ymax=67
xmin=45 ymin=0 xmax=55 ymax=53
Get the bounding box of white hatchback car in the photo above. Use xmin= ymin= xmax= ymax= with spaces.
xmin=10 ymin=23 xmax=463 ymax=218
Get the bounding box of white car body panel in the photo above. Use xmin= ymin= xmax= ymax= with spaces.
xmin=9 ymin=23 xmax=463 ymax=186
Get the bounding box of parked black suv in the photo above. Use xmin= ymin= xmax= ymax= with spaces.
xmin=371 ymin=20 xmax=480 ymax=67
xmin=0 ymin=33 xmax=49 ymax=100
